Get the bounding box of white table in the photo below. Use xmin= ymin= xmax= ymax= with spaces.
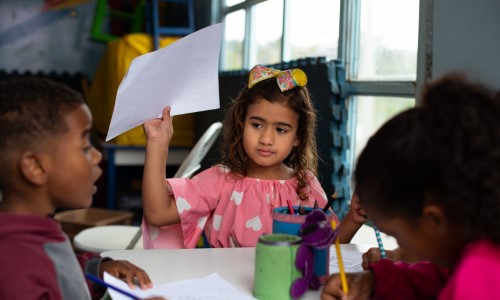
xmin=102 ymin=244 xmax=371 ymax=299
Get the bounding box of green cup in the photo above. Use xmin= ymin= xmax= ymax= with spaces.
xmin=253 ymin=234 xmax=302 ymax=300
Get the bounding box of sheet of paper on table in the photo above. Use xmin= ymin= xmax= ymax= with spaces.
xmin=106 ymin=23 xmax=223 ymax=142
xmin=329 ymin=246 xmax=364 ymax=273
xmin=104 ymin=272 xmax=257 ymax=300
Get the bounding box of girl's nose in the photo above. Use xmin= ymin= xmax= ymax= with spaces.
xmin=259 ymin=128 xmax=274 ymax=145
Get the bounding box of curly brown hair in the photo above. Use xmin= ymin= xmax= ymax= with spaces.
xmin=354 ymin=73 xmax=500 ymax=243
xmin=220 ymin=77 xmax=319 ymax=200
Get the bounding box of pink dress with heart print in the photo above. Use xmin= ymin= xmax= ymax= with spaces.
xmin=142 ymin=165 xmax=339 ymax=249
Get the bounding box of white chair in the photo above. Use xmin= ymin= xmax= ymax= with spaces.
xmin=173 ymin=121 xmax=223 ymax=178
xmin=73 ymin=225 xmax=143 ymax=252
xmin=73 ymin=122 xmax=223 ymax=252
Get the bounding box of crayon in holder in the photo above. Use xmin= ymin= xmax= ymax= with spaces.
xmin=272 ymin=206 xmax=335 ymax=284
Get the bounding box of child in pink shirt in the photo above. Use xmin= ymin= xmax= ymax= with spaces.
xmin=141 ymin=65 xmax=364 ymax=248
xmin=321 ymin=74 xmax=500 ymax=299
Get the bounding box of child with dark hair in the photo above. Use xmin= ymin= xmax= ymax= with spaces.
xmin=0 ymin=78 xmax=162 ymax=300
xmin=141 ymin=65 xmax=363 ymax=248
xmin=322 ymin=73 xmax=500 ymax=300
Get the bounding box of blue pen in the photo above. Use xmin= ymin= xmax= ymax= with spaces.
xmin=85 ymin=273 xmax=140 ymax=300
xmin=373 ymin=226 xmax=387 ymax=259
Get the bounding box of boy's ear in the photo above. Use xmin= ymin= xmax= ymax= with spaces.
xmin=19 ymin=151 xmax=48 ymax=186
xmin=422 ymin=205 xmax=448 ymax=236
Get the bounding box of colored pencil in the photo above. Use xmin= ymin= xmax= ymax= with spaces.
xmin=323 ymin=191 xmax=338 ymax=212
xmin=373 ymin=225 xmax=387 ymax=259
xmin=331 ymin=221 xmax=348 ymax=294
xmin=85 ymin=273 xmax=140 ymax=300
xmin=286 ymin=199 xmax=295 ymax=214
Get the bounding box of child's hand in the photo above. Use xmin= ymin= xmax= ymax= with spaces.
xmin=338 ymin=193 xmax=368 ymax=243
xmin=99 ymin=260 xmax=153 ymax=290
xmin=346 ymin=193 xmax=368 ymax=224
xmin=362 ymin=247 xmax=420 ymax=269
xmin=143 ymin=106 xmax=174 ymax=145
xmin=361 ymin=248 xmax=403 ymax=269
xmin=321 ymin=271 xmax=375 ymax=300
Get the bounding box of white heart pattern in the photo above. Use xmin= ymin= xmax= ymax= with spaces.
xmin=177 ymin=197 xmax=191 ymax=214
xmin=197 ymin=216 xmax=208 ymax=229
xmin=230 ymin=191 xmax=244 ymax=205
xmin=213 ymin=215 xmax=222 ymax=231
xmin=149 ymin=225 xmax=159 ymax=240
xmin=245 ymin=215 xmax=262 ymax=231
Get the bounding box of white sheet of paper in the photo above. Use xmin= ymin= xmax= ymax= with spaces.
xmin=106 ymin=23 xmax=224 ymax=141
xmin=329 ymin=246 xmax=364 ymax=273
xmin=104 ymin=272 xmax=256 ymax=300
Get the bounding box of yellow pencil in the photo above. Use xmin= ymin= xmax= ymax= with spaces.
xmin=331 ymin=220 xmax=348 ymax=294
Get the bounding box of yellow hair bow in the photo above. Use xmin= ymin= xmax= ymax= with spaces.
xmin=248 ymin=65 xmax=308 ymax=92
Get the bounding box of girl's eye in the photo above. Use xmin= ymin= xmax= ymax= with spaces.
xmin=251 ymin=122 xmax=262 ymax=129
xmin=277 ymin=127 xmax=287 ymax=134
xmin=83 ymin=145 xmax=92 ymax=153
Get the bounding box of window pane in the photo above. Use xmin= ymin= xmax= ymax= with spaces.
xmin=353 ymin=96 xmax=415 ymax=159
xmin=356 ymin=0 xmax=419 ymax=80
xmin=225 ymin=0 xmax=244 ymax=7
xmin=250 ymin=0 xmax=283 ymax=66
xmin=288 ymin=0 xmax=340 ymax=60
xmin=221 ymin=10 xmax=245 ymax=70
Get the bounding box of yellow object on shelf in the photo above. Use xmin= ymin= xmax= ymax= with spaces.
xmin=87 ymin=33 xmax=194 ymax=146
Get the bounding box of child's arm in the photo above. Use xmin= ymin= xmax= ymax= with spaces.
xmin=338 ymin=193 xmax=367 ymax=243
xmin=142 ymin=106 xmax=181 ymax=226
xmin=322 ymin=261 xmax=448 ymax=300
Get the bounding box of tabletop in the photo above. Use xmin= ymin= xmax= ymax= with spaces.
xmin=102 ymin=244 xmax=371 ymax=299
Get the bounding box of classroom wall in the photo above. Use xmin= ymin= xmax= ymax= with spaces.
xmin=418 ymin=0 xmax=500 ymax=91
xmin=0 ymin=0 xmax=212 ymax=79
xmin=0 ymin=0 xmax=106 ymax=78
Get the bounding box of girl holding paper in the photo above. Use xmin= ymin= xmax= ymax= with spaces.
xmin=141 ymin=65 xmax=363 ymax=249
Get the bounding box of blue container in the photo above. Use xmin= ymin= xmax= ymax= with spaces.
xmin=272 ymin=206 xmax=335 ymax=284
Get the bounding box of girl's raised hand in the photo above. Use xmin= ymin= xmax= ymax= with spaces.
xmin=143 ymin=106 xmax=174 ymax=144
xmin=321 ymin=271 xmax=375 ymax=300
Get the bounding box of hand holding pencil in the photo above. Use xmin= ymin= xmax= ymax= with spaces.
xmin=321 ymin=270 xmax=375 ymax=300
xmin=323 ymin=220 xmax=375 ymax=299
xmin=330 ymin=220 xmax=348 ymax=294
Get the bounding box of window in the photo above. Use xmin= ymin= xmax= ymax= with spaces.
xmin=351 ymin=96 xmax=415 ymax=160
xmin=345 ymin=0 xmax=418 ymax=168
xmin=251 ymin=0 xmax=283 ymax=66
xmin=286 ymin=0 xmax=340 ymax=61
xmin=219 ymin=0 xmax=341 ymax=70
xmin=214 ymin=0 xmax=419 ymax=191
xmin=221 ymin=9 xmax=245 ymax=70
xmin=355 ymin=0 xmax=419 ymax=80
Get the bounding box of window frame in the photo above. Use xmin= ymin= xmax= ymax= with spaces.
xmin=213 ymin=0 xmax=420 ymax=184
